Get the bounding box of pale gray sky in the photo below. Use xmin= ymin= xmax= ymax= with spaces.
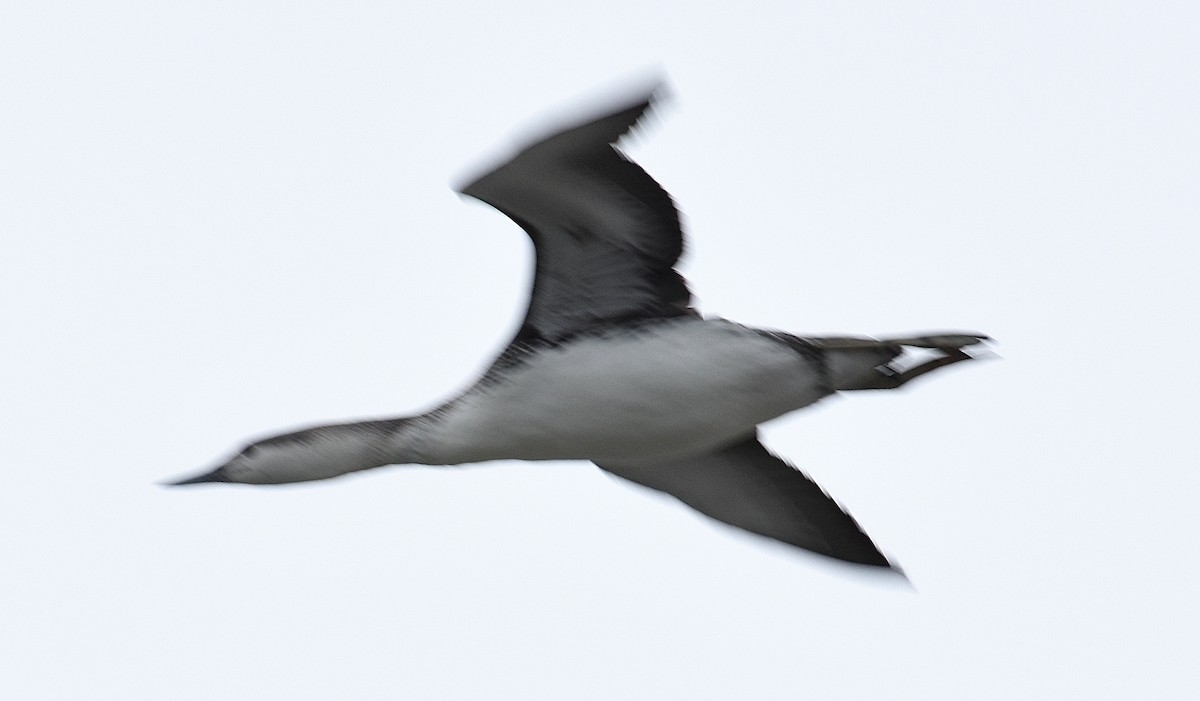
xmin=3 ymin=2 xmax=1198 ymax=699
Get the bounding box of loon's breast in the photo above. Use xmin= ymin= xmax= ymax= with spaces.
xmin=418 ymin=319 xmax=832 ymax=465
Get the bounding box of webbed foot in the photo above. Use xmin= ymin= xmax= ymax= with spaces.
xmin=854 ymin=333 xmax=992 ymax=390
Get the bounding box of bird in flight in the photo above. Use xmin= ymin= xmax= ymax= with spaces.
xmin=169 ymin=83 xmax=988 ymax=571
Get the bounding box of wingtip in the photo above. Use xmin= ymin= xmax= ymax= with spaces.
xmin=453 ymin=78 xmax=673 ymax=199
xmin=630 ymin=72 xmax=672 ymax=110
xmin=849 ymin=554 xmax=912 ymax=586
xmin=583 ymin=69 xmax=672 ymax=110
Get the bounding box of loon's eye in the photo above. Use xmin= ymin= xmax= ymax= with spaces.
xmin=242 ymin=445 xmax=258 ymax=458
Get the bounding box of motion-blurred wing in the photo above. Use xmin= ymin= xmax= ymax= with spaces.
xmin=596 ymin=435 xmax=893 ymax=567
xmin=458 ymin=87 xmax=693 ymax=341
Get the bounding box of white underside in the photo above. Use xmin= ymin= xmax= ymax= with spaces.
xmin=416 ymin=319 xmax=834 ymax=465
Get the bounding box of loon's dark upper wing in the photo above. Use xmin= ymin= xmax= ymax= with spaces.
xmin=596 ymin=434 xmax=895 ymax=569
xmin=458 ymin=87 xmax=693 ymax=342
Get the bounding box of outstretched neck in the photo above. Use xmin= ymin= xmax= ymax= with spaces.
xmin=308 ymin=416 xmax=438 ymax=471
xmin=246 ymin=416 xmax=440 ymax=484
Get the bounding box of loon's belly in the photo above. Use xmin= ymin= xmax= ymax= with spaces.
xmin=422 ymin=320 xmax=832 ymax=465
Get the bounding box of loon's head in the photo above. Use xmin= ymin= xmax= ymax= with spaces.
xmin=166 ymin=419 xmax=411 ymax=486
xmin=167 ymin=442 xmax=304 ymax=486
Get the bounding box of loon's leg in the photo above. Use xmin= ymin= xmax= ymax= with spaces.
xmin=812 ymin=332 xmax=990 ymax=391
xmin=848 ymin=347 xmax=974 ymax=390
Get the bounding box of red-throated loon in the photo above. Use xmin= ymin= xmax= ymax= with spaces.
xmin=167 ymin=84 xmax=988 ymax=571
